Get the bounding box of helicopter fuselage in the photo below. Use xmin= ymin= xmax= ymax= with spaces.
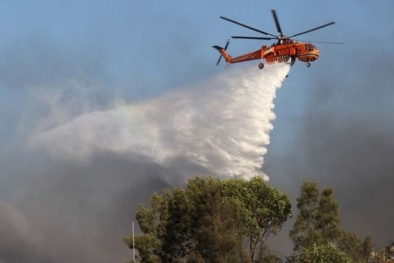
xmin=264 ymin=42 xmax=320 ymax=65
xmin=215 ymin=41 xmax=320 ymax=68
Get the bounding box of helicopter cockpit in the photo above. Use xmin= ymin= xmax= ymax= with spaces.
xmin=304 ymin=43 xmax=317 ymax=51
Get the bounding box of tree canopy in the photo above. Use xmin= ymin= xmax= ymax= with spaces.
xmin=362 ymin=236 xmax=374 ymax=261
xmin=289 ymin=179 xmax=371 ymax=263
xmin=286 ymin=242 xmax=352 ymax=263
xmin=289 ymin=180 xmax=341 ymax=251
xmin=124 ymin=177 xmax=380 ymax=262
xmin=123 ymin=176 xmax=292 ymax=263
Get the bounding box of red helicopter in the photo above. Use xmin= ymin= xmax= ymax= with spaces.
xmin=213 ymin=10 xmax=343 ymax=69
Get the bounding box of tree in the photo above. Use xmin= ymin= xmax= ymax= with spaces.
xmin=338 ymin=232 xmax=364 ymax=263
xmin=362 ymin=236 xmax=374 ymax=262
xmin=377 ymin=241 xmax=394 ymax=262
xmin=222 ymin=177 xmax=292 ymax=260
xmin=179 ymin=177 xmax=249 ymax=263
xmin=286 ymin=242 xmax=352 ymax=263
xmin=123 ymin=176 xmax=292 ymax=262
xmin=290 ymin=180 xmax=341 ymax=251
xmin=316 ymin=188 xmax=341 ymax=241
xmin=289 ymin=180 xmax=376 ymax=262
xmin=256 ymin=241 xmax=282 ymax=263
xmin=289 ymin=180 xmax=320 ymax=251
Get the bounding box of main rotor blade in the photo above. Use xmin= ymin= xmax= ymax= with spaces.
xmin=299 ymin=40 xmax=345 ymax=45
xmin=216 ymin=55 xmax=223 ymax=66
xmin=271 ymin=10 xmax=283 ymax=37
xmin=224 ymin=40 xmax=230 ymax=50
xmin=232 ymin=36 xmax=277 ymax=40
xmin=220 ymin=16 xmax=277 ymax=37
xmin=289 ymin=22 xmax=336 ymax=38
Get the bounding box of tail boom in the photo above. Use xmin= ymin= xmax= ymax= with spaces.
xmin=213 ymin=45 xmax=269 ymax=65
xmin=230 ymin=46 xmax=267 ymax=64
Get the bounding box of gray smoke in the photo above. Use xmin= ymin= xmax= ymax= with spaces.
xmin=0 ymin=36 xmax=167 ymax=262
xmin=265 ymin=52 xmax=394 ymax=256
xmin=0 ymin=33 xmax=289 ymax=262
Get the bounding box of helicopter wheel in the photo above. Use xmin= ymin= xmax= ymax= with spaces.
xmin=258 ymin=63 xmax=264 ymax=69
xmin=307 ymin=62 xmax=311 ymax=67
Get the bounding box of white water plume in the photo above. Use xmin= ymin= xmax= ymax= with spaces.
xmin=31 ymin=64 xmax=290 ymax=180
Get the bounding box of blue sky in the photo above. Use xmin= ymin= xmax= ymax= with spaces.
xmin=0 ymin=0 xmax=391 ymax=92
xmin=1 ymin=0 xmax=390 ymax=130
xmin=1 ymin=1 xmax=394 ymax=262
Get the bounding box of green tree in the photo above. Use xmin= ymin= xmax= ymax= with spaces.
xmin=362 ymin=236 xmax=374 ymax=262
xmin=286 ymin=242 xmax=352 ymax=263
xmin=124 ymin=176 xmax=292 ymax=263
xmin=377 ymin=241 xmax=394 ymax=262
xmin=289 ymin=180 xmax=341 ymax=251
xmin=338 ymin=232 xmax=364 ymax=263
xmin=256 ymin=241 xmax=282 ymax=263
xmin=222 ymin=177 xmax=292 ymax=260
xmin=179 ymin=177 xmax=248 ymax=263
xmin=316 ymin=188 xmax=341 ymax=241
xmin=289 ymin=179 xmax=371 ymax=262
xmin=289 ymin=180 xmax=320 ymax=251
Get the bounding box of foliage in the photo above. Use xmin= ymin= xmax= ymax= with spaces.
xmin=362 ymin=235 xmax=374 ymax=261
xmin=286 ymin=242 xmax=352 ymax=263
xmin=290 ymin=180 xmax=341 ymax=251
xmin=124 ymin=176 xmax=292 ymax=263
xmin=316 ymin=188 xmax=341 ymax=241
xmin=222 ymin=177 xmax=292 ymax=259
xmin=289 ymin=180 xmax=320 ymax=251
xmin=289 ymin=179 xmax=368 ymax=262
xmin=256 ymin=241 xmax=283 ymax=263
xmin=338 ymin=232 xmax=364 ymax=263
xmin=375 ymin=241 xmax=394 ymax=262
xmin=290 ymin=181 xmax=373 ymax=263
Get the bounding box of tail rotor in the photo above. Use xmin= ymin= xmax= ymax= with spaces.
xmin=215 ymin=39 xmax=230 ymax=66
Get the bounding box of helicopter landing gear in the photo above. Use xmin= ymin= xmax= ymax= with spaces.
xmin=307 ymin=62 xmax=311 ymax=67
xmin=258 ymin=63 xmax=264 ymax=69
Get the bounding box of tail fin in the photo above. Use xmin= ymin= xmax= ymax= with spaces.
xmin=213 ymin=40 xmax=230 ymax=66
xmin=213 ymin=45 xmax=223 ymax=51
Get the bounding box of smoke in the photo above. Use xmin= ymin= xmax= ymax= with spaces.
xmin=0 ymin=58 xmax=289 ymax=263
xmin=294 ymin=56 xmax=394 ymax=247
xmin=0 ymin=21 xmax=289 ymax=262
xmin=265 ymin=53 xmax=394 ymax=256
xmin=30 ymin=64 xmax=290 ymax=181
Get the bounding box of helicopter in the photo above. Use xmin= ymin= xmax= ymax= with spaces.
xmin=213 ymin=10 xmax=343 ymax=69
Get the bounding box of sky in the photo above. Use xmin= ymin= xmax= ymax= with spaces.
xmin=1 ymin=0 xmax=394 ymax=262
